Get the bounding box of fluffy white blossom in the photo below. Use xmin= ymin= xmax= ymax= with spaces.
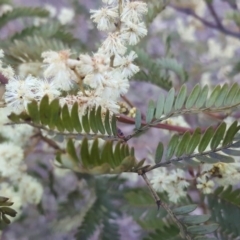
xmin=120 ymin=22 xmax=147 ymax=45
xmin=42 ymin=50 xmax=80 ymax=91
xmin=0 ymin=183 xmax=23 ymax=221
xmin=0 ymin=143 xmax=24 ymax=180
xmin=79 ymin=53 xmax=110 ymax=76
xmin=3 ymin=75 xmax=36 ymax=113
xmin=0 ymin=4 xmax=13 ymax=17
xmin=121 ymin=1 xmax=148 ymax=23
xmin=26 ymin=78 xmax=61 ymax=101
xmin=58 ymin=7 xmax=75 ymax=25
xmin=151 ymin=168 xmax=189 ymax=203
xmin=99 ymin=32 xmax=127 ymax=56
xmin=0 ymin=49 xmax=14 ymax=78
xmin=90 ymin=7 xmax=118 ymax=31
xmin=18 ymin=175 xmax=43 ymax=204
xmin=114 ymin=51 xmax=140 ymax=77
xmin=196 ymin=174 xmax=215 ymax=194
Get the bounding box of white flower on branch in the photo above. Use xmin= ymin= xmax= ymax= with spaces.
xmin=27 ymin=78 xmax=61 ymax=101
xmin=98 ymin=32 xmax=127 ymax=56
xmin=4 ymin=76 xmax=36 ymax=113
xmin=120 ymin=22 xmax=147 ymax=45
xmin=90 ymin=7 xmax=118 ymax=31
xmin=18 ymin=175 xmax=43 ymax=205
xmin=151 ymin=168 xmax=189 ymax=203
xmin=0 ymin=49 xmax=15 ymax=78
xmin=114 ymin=51 xmax=140 ymax=78
xmin=196 ymin=174 xmax=215 ymax=194
xmin=121 ymin=1 xmax=148 ymax=23
xmin=0 ymin=143 xmax=24 ymax=180
xmin=42 ymin=50 xmax=80 ymax=91
xmin=210 ymin=162 xmax=240 ymax=186
xmin=79 ymin=53 xmax=110 ymax=76
xmin=58 ymin=7 xmax=75 ymax=25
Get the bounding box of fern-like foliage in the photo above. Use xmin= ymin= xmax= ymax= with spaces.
xmin=134 ymin=83 xmax=240 ymax=135
xmin=146 ymin=121 xmax=240 ymax=169
xmin=8 ymin=95 xmax=117 ymax=138
xmin=56 ymin=137 xmax=140 ymax=175
xmin=133 ymin=48 xmax=175 ymax=90
xmin=10 ymin=21 xmax=78 ymax=45
xmin=1 ymin=36 xmax=70 ymax=66
xmin=0 ymin=7 xmax=49 ymax=29
xmin=145 ymin=0 xmax=169 ymax=24
xmin=208 ymin=186 xmax=240 ymax=240
xmin=124 ymin=190 xmax=217 ymax=240
xmin=75 ymin=177 xmax=122 ymax=240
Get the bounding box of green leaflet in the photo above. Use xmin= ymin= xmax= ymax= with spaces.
xmin=49 ymin=98 xmax=62 ymax=131
xmin=206 ymin=85 xmax=221 ymax=108
xmin=175 ymin=131 xmax=191 ymax=157
xmin=172 ymin=204 xmax=197 ymax=215
xmin=155 ymin=142 xmax=164 ymax=164
xmin=62 ymin=104 xmax=73 ymax=132
xmin=146 ymin=100 xmax=155 ymax=123
xmin=166 ymin=134 xmax=179 ymax=160
xmin=224 ymin=82 xmax=239 ymax=106
xmin=181 ymin=214 xmax=211 ymax=225
xmin=195 ymin=85 xmax=209 ymax=108
xmin=187 ymin=224 xmax=218 ymax=235
xmin=186 ymin=128 xmax=201 ymax=155
xmin=222 ymin=121 xmax=239 ymax=146
xmin=155 ymin=94 xmax=164 ymax=119
xmin=198 ymin=127 xmax=214 ymax=153
xmin=210 ymin=122 xmax=226 ymax=150
xmin=164 ymin=87 xmax=175 ymax=115
xmin=89 ymin=108 xmax=98 ymax=134
xmin=175 ymin=84 xmax=187 ymax=110
xmin=27 ymin=100 xmax=40 ymax=124
xmin=214 ymin=83 xmax=229 ymax=108
xmin=185 ymin=84 xmax=201 ymax=109
xmin=135 ymin=109 xmax=142 ymax=129
xmin=71 ymin=102 xmax=82 ymax=133
xmin=66 ymin=138 xmax=79 ymax=164
xmin=39 ymin=95 xmax=50 ymax=126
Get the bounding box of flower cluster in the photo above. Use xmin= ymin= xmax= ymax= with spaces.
xmin=3 ymin=0 xmax=147 ymax=119
xmin=0 ymin=142 xmax=43 ymax=221
xmin=196 ymin=161 xmax=240 ymax=194
xmin=151 ymin=168 xmax=190 ymax=203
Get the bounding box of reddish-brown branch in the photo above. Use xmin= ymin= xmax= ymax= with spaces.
xmin=117 ymin=114 xmax=197 ymax=134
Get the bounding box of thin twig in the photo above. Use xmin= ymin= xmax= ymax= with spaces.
xmin=140 ymin=172 xmax=192 ymax=240
xmin=5 ymin=122 xmax=121 ymax=142
xmin=170 ymin=5 xmax=240 ymax=39
xmin=120 ymin=95 xmax=135 ymax=108
xmin=205 ymin=1 xmax=224 ymax=29
xmin=145 ymin=140 xmax=240 ymax=172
